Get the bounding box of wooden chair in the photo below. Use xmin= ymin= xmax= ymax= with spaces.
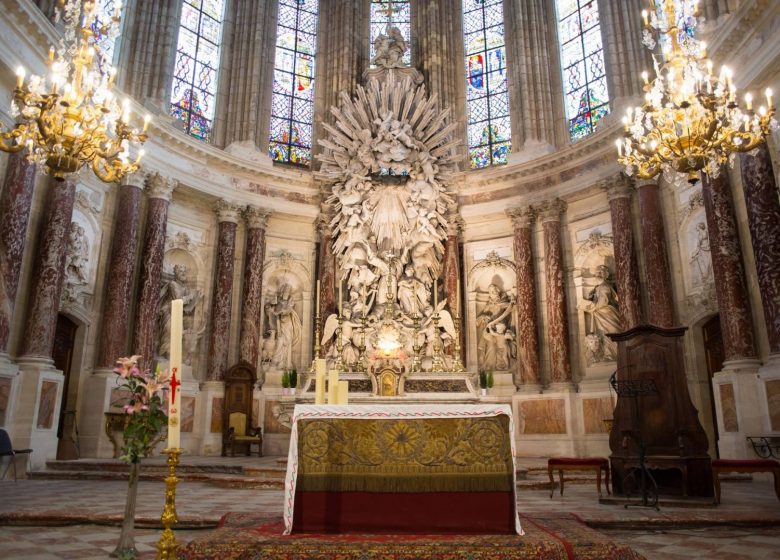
xmin=0 ymin=428 xmax=32 ymax=481
xmin=222 ymin=362 xmax=263 ymax=457
xmin=226 ymin=412 xmax=263 ymax=457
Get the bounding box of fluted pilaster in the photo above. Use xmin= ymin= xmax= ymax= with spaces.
xmin=599 ymin=0 xmax=651 ymax=105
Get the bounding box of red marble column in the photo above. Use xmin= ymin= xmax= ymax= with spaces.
xmin=636 ymin=179 xmax=675 ymax=328
xmin=20 ymin=179 xmax=76 ymax=359
xmin=442 ymin=212 xmax=463 ymax=318
xmin=539 ymin=199 xmax=571 ymax=383
xmin=605 ymin=176 xmax=643 ymax=329
xmin=701 ymin=170 xmax=757 ymax=362
xmin=132 ymin=173 xmax=175 ymax=368
xmin=0 ymin=152 xmax=37 ymax=353
xmin=507 ymin=207 xmax=540 ymax=386
xmin=206 ymin=200 xmax=241 ymax=381
xmin=739 ymin=143 xmax=780 ymax=354
xmin=95 ymin=173 xmax=145 ymax=368
xmin=317 ymin=215 xmax=336 ymax=319
xmin=239 ymin=206 xmax=271 ymax=379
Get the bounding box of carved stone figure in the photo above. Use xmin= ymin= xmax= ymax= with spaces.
xmin=476 ymin=284 xmax=516 ymax=371
xmin=62 ymin=222 xmax=90 ymax=302
xmin=157 ymin=264 xmax=203 ymax=359
xmin=264 ymin=283 xmax=302 ymax=370
xmin=585 ymin=333 xmax=605 ymax=365
xmin=372 ymin=25 xmax=407 ymax=69
xmin=691 ymin=222 xmax=713 ymax=286
xmin=397 ymin=265 xmax=428 ymax=318
xmin=578 ymin=265 xmax=623 ymax=362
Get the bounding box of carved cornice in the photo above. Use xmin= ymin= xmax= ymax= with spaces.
xmin=506 ymin=206 xmax=535 ymax=228
xmin=214 ymin=199 xmax=243 ymax=223
xmin=145 ymin=172 xmax=176 ymax=201
xmin=536 ymin=198 xmax=567 ymax=222
xmin=244 ymin=205 xmax=271 ymax=230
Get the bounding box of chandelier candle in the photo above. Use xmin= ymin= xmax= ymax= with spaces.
xmin=168 ymin=299 xmax=183 ymax=450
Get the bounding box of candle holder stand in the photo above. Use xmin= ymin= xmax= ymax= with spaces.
xmin=451 ymin=313 xmax=465 ymax=372
xmin=431 ymin=314 xmax=446 ymax=372
xmin=334 ymin=315 xmax=346 ymax=372
xmin=155 ymin=447 xmax=182 ymax=560
xmin=309 ymin=312 xmax=322 ymax=374
xmin=355 ymin=315 xmax=367 ymax=372
xmin=411 ymin=314 xmax=422 ymax=373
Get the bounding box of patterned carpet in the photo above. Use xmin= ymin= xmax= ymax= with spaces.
xmin=178 ymin=512 xmax=647 ymax=559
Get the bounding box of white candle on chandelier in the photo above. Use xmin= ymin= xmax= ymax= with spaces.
xmin=616 ymin=139 xmax=624 ymax=157
xmin=15 ymin=66 xmax=25 ymax=88
xmin=143 ymin=114 xmax=151 ymax=133
xmin=641 ymin=71 xmax=649 ymax=86
xmin=641 ymin=9 xmax=648 ymax=27
xmin=766 ymin=88 xmax=773 ymax=109
xmin=745 ymin=93 xmax=753 ymax=112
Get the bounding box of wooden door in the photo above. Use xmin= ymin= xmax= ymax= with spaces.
xmin=702 ymin=315 xmax=725 ymax=458
xmin=52 ymin=314 xmax=78 ymax=460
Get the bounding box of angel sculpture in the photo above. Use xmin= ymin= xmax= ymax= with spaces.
xmin=372 ymin=25 xmax=407 ymax=69
xmin=476 ymin=283 xmax=516 ymax=371
xmin=321 ymin=308 xmax=361 ymax=370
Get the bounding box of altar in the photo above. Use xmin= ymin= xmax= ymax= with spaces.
xmin=283 ymin=404 xmax=521 ymax=535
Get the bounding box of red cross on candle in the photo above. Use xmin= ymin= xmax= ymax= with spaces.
xmin=170 ymin=368 xmax=180 ymax=406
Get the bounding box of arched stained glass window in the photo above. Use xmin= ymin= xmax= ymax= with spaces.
xmin=370 ymin=1 xmax=411 ymax=66
xmin=555 ymin=0 xmax=609 ymax=140
xmin=170 ymin=0 xmax=226 ymax=143
xmin=463 ymin=0 xmax=511 ymax=169
xmin=269 ymin=0 xmax=319 ymax=166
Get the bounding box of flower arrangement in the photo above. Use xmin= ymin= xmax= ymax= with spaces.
xmin=112 ymin=355 xmax=169 ymax=463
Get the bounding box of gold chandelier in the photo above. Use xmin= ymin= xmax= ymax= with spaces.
xmin=0 ymin=0 xmax=149 ymax=183
xmin=617 ymin=0 xmax=776 ymax=183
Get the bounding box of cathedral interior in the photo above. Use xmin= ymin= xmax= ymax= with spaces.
xmin=1 ymin=0 xmax=780 ymax=558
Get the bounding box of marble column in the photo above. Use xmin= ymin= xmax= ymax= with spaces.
xmin=20 ymin=179 xmax=76 ymax=360
xmin=238 ymin=206 xmax=271 ymax=379
xmin=95 ymin=173 xmax=145 ymax=368
xmin=442 ymin=212 xmax=463 ymax=318
xmin=212 ymin=0 xmax=278 ymax=150
xmin=604 ymin=176 xmax=643 ymax=329
xmin=0 ymin=152 xmax=37 ymax=354
xmin=636 ymin=178 xmax=675 ymax=328
xmin=117 ymin=0 xmax=183 ymax=108
xmin=317 ymin=215 xmax=336 ymax=319
xmin=132 ymin=173 xmax=175 ymax=368
xmin=507 ymin=207 xmax=541 ymax=386
xmin=599 ymin=0 xmax=652 ymax=104
xmin=539 ymin=199 xmax=571 ymax=383
xmin=313 ymin=0 xmax=369 ymax=163
xmin=504 ymin=0 xmax=564 ymax=149
xmin=206 ymin=200 xmax=241 ymax=381
xmin=740 ymin=144 xmax=780 ymax=355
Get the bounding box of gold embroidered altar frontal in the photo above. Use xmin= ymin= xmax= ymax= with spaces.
xmin=296 ymin=415 xmax=514 ymax=493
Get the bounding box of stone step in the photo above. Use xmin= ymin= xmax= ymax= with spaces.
xmin=31 ymin=469 xmax=284 ymax=489
xmin=44 ymin=459 xmax=244 ymax=475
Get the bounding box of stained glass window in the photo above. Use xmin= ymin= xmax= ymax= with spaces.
xmin=90 ymin=0 xmax=124 ymax=74
xmin=370 ymin=1 xmax=411 ymax=66
xmin=269 ymin=0 xmax=319 ymax=166
xmin=170 ymin=0 xmax=226 ymax=143
xmin=463 ymin=0 xmax=511 ymax=169
xmin=555 ymin=0 xmax=609 ymax=140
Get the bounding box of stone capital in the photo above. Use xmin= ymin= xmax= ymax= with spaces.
xmin=446 ymin=212 xmax=464 ymax=236
xmin=600 ymin=173 xmax=633 ymax=201
xmin=536 ymin=198 xmax=567 ymax=223
xmin=506 ymin=206 xmax=535 ymax=228
xmin=214 ymin=199 xmax=243 ymax=223
xmin=316 ymin=214 xmax=332 ymax=238
xmin=633 ymin=177 xmax=659 ymax=190
xmin=244 ymin=205 xmax=271 ymax=230
xmin=144 ymin=172 xmax=176 ymax=201
xmin=122 ymin=170 xmax=147 ymax=189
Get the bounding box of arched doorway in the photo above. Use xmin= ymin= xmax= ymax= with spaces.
xmin=702 ymin=314 xmax=725 ymax=458
xmin=52 ymin=314 xmax=79 ymax=460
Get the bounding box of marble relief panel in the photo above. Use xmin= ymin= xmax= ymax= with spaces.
xmin=677 ymin=183 xmax=716 ymax=318
xmin=180 ymin=396 xmax=195 ymax=433
xmin=719 ymin=383 xmax=739 ymax=433
xmin=517 ymin=399 xmax=566 ymax=434
xmin=263 ymin=399 xmax=292 ymax=434
xmin=583 ymin=397 xmax=614 ymax=434
xmin=766 ymin=379 xmax=780 ymax=432
xmin=36 ymin=380 xmax=58 ymax=430
xmin=210 ymin=397 xmax=223 ymax=433
xmin=0 ymin=377 xmax=11 ymax=426
xmin=61 ymin=189 xmax=104 ymax=309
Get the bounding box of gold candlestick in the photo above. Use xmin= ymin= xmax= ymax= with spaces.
xmin=355 ymin=315 xmax=367 ymax=372
xmin=411 ymin=314 xmax=422 ymax=373
xmin=309 ymin=312 xmax=322 ymax=374
xmin=431 ymin=314 xmax=446 ymax=372
xmin=156 ymin=447 xmax=181 ymax=560
xmin=451 ymin=313 xmax=465 ymax=372
xmin=334 ymin=315 xmax=345 ymax=372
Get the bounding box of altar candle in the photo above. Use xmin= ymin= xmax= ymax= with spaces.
xmin=456 ymin=278 xmax=460 ymax=312
xmin=328 ymin=369 xmax=339 ymax=404
xmin=337 ymin=380 xmax=349 ymax=405
xmin=434 ymin=278 xmax=438 ymax=308
xmin=338 ymin=281 xmax=343 ymax=316
xmin=315 ymin=279 xmax=321 ymax=317
xmin=168 ymin=299 xmax=183 ymax=449
xmin=314 ymin=359 xmax=327 ymax=404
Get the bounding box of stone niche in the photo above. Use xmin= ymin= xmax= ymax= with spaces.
xmin=676 ymin=182 xmax=716 ymax=322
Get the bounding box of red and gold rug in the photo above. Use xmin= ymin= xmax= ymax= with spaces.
xmin=177 ymin=512 xmax=646 ymax=560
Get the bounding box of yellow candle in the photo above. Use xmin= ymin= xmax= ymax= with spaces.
xmin=314 ymin=359 xmax=327 ymax=404
xmin=168 ymin=299 xmax=183 ymax=449
xmin=316 ymin=279 xmax=321 ymax=317
xmin=456 ymin=278 xmax=460 ymax=314
xmin=338 ymin=281 xmax=343 ymax=315
xmin=433 ymin=278 xmax=438 ymax=308
xmin=328 ymin=369 xmax=339 ymax=404
xmin=337 ymin=380 xmax=349 ymax=405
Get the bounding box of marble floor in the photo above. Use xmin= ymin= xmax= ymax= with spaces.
xmin=0 ymin=456 xmax=779 ymax=559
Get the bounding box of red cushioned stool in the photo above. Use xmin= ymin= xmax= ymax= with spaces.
xmin=547 ymin=457 xmax=610 ymax=499
xmin=711 ymin=458 xmax=780 ymax=504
